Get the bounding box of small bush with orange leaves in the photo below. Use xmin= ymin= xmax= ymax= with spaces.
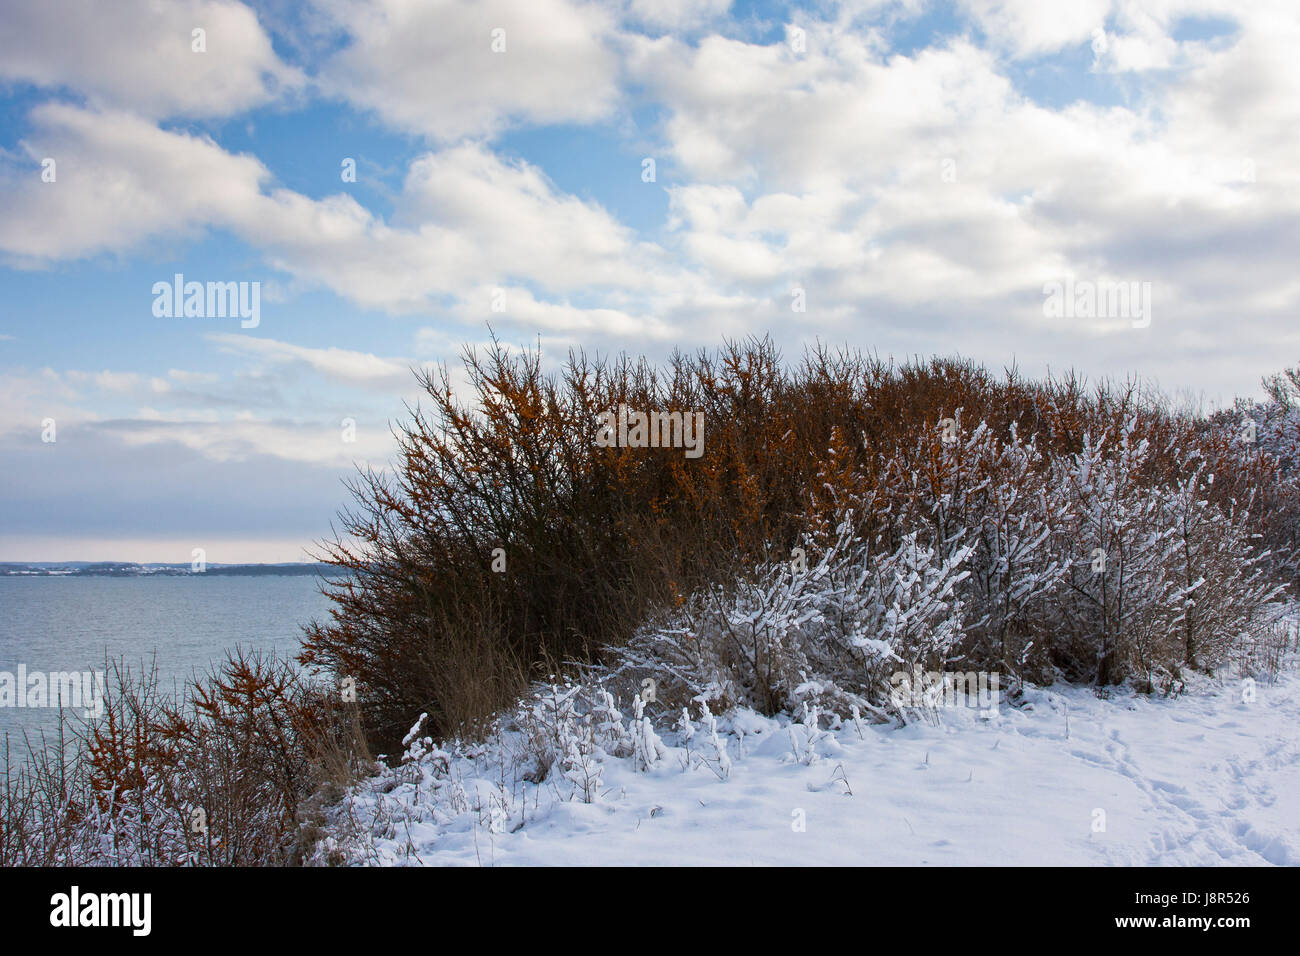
xmin=1 ymin=651 xmax=369 ymax=866
xmin=302 ymin=336 xmax=1300 ymax=750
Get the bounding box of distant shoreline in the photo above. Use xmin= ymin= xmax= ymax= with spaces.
xmin=0 ymin=562 xmax=341 ymax=578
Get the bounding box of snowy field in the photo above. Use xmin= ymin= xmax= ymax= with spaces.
xmin=315 ymin=664 xmax=1300 ymax=867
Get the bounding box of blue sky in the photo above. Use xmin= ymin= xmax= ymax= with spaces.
xmin=1 ymin=0 xmax=1298 ymax=561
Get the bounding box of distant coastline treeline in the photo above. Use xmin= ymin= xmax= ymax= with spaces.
xmin=0 ymin=562 xmax=341 ymax=578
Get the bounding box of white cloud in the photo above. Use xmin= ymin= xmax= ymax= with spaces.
xmin=959 ymin=0 xmax=1111 ymax=59
xmin=449 ymin=286 xmax=678 ymax=340
xmin=397 ymin=145 xmax=657 ymax=290
xmin=0 ymin=112 xmax=678 ymax=339
xmin=625 ymin=0 xmax=732 ymax=31
xmin=249 ymin=143 xmax=679 ymax=325
xmin=313 ymin=0 xmax=621 ymax=141
xmin=206 ymin=333 xmax=416 ymax=388
xmin=106 ymin=414 xmax=392 ymax=467
xmin=0 ymin=0 xmax=300 ymax=119
xmin=618 ymin=10 xmax=1300 ymax=398
xmin=66 ymin=370 xmax=144 ymax=393
xmin=167 ymin=369 xmax=221 ymax=385
xmin=0 ymin=104 xmax=269 ymax=262
xmin=630 ymin=31 xmax=1016 ymax=189
xmin=0 ymin=367 xmax=94 ymax=439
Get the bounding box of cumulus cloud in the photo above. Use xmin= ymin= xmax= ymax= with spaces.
xmin=958 ymin=0 xmax=1110 ymax=59
xmin=0 ymin=109 xmax=681 ymax=339
xmin=628 ymin=30 xmax=1017 ymax=189
xmin=632 ymin=9 xmax=1300 ymax=371
xmin=0 ymin=104 xmax=269 ymax=262
xmin=313 ymin=0 xmax=621 ymax=141
xmin=0 ymin=0 xmax=301 ymax=119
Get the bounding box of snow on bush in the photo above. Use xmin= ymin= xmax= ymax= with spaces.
xmin=611 ymin=519 xmax=971 ymax=721
xmin=890 ymin=419 xmax=1067 ymax=680
xmin=609 ymin=415 xmax=1287 ymax=718
xmin=1043 ymin=421 xmax=1285 ymax=689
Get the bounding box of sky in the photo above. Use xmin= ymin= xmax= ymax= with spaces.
xmin=1 ymin=0 xmax=1297 ymax=563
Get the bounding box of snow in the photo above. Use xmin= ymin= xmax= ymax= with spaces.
xmin=313 ymin=662 xmax=1300 ymax=866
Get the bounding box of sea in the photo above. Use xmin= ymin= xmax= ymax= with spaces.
xmin=0 ymin=574 xmax=336 ymax=761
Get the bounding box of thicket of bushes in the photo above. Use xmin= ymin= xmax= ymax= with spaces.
xmin=302 ymin=337 xmax=1300 ymax=753
xmin=613 ymin=423 xmax=1287 ymax=719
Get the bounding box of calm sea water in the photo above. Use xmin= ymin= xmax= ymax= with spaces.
xmin=0 ymin=575 xmax=335 ymax=755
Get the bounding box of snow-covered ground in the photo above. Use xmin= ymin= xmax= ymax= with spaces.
xmin=315 ymin=668 xmax=1300 ymax=866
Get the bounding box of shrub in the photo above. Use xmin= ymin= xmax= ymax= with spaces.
xmin=612 ymin=517 xmax=973 ymax=719
xmin=302 ymin=337 xmax=1300 ymax=751
xmin=0 ymin=651 xmax=369 ymax=866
